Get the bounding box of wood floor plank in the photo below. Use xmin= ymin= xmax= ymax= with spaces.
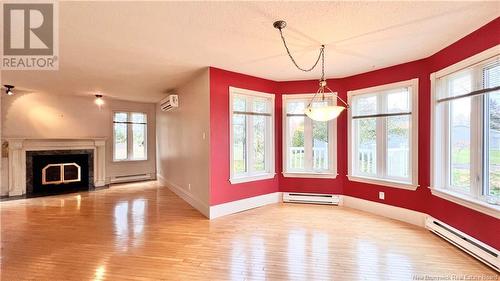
xmin=1 ymin=181 xmax=497 ymax=280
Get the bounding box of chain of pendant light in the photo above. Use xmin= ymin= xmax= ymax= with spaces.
xmin=277 ymin=27 xmax=326 ymax=81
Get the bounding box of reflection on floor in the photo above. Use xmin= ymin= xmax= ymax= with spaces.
xmin=0 ymin=181 xmax=495 ymax=280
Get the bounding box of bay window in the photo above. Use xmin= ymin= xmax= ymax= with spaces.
xmin=113 ymin=112 xmax=147 ymax=161
xmin=282 ymin=94 xmax=337 ymax=178
xmin=348 ymin=79 xmax=418 ymax=189
xmin=432 ymin=48 xmax=500 ymax=211
xmin=229 ymin=87 xmax=275 ymax=184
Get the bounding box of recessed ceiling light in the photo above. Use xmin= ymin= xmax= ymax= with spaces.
xmin=95 ymin=94 xmax=104 ymax=107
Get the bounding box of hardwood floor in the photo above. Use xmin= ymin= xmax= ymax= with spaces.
xmin=1 ymin=181 xmax=496 ymax=280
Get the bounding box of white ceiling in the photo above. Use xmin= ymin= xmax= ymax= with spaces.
xmin=2 ymin=1 xmax=498 ymax=102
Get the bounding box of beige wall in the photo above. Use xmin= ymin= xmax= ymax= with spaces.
xmin=156 ymin=68 xmax=210 ymax=215
xmin=1 ymin=92 xmax=156 ymax=195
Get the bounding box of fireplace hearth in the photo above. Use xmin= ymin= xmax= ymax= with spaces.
xmin=26 ymin=150 xmax=94 ymax=197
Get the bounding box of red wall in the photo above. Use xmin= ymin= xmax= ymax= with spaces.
xmin=209 ymin=18 xmax=500 ymax=249
xmin=209 ymin=67 xmax=279 ymax=205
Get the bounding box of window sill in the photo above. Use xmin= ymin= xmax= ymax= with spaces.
xmin=113 ymin=158 xmax=148 ymax=163
xmin=429 ymin=187 xmax=500 ymax=219
xmin=229 ymin=173 xmax=276 ymax=184
xmin=347 ymin=175 xmax=418 ymax=191
xmin=282 ymin=172 xmax=338 ymax=179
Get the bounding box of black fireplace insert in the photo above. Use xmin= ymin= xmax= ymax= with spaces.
xmin=26 ymin=150 xmax=94 ymax=197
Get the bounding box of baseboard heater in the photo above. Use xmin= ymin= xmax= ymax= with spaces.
xmin=283 ymin=192 xmax=340 ymax=205
xmin=425 ymin=216 xmax=499 ymax=271
xmin=110 ymin=173 xmax=153 ymax=184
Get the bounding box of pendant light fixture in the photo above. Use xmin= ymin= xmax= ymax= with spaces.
xmin=273 ymin=20 xmax=349 ymax=121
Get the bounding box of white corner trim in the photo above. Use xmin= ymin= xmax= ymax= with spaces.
xmin=347 ymin=175 xmax=419 ymax=191
xmin=430 ymin=187 xmax=500 ymax=219
xmin=342 ymin=195 xmax=426 ymax=227
xmin=209 ymin=192 xmax=281 ymax=219
xmin=157 ymin=173 xmax=210 ymax=218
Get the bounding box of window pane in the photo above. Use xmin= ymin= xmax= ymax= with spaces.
xmin=313 ymin=120 xmax=328 ymax=170
xmin=486 ymin=64 xmax=500 ymax=201
xmin=449 ymin=72 xmax=472 ymax=98
xmin=131 ymin=113 xmax=146 ymax=123
xmin=287 ymin=101 xmax=305 ymax=114
xmin=114 ymin=112 xmax=128 ymax=122
xmin=310 ymin=101 xmax=329 ymax=171
xmin=488 ymin=92 xmax=500 ymax=200
xmin=353 ymin=95 xmax=377 ymax=116
xmin=387 ymin=89 xmax=409 ymax=113
xmin=355 ymin=118 xmax=377 ymax=175
xmin=114 ymin=123 xmax=127 ymax=160
xmin=254 ymin=98 xmax=268 ymax=114
xmin=233 ymin=95 xmax=246 ymax=111
xmin=450 ymin=97 xmax=471 ymax=191
xmin=484 ymin=64 xmax=500 ymax=88
xmin=253 ymin=115 xmax=266 ymax=172
xmin=233 ymin=113 xmax=246 ymax=174
xmin=288 ymin=116 xmax=305 ymax=170
xmin=387 ymin=116 xmax=410 ymax=179
xmin=132 ymin=123 xmax=146 ymax=160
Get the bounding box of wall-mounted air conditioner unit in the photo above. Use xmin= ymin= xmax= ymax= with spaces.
xmin=160 ymin=95 xmax=179 ymax=112
xmin=425 ymin=216 xmax=499 ymax=271
xmin=283 ymin=192 xmax=341 ymax=205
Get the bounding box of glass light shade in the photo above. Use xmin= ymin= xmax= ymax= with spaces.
xmin=95 ymin=97 xmax=104 ymax=106
xmin=304 ymin=105 xmax=345 ymax=121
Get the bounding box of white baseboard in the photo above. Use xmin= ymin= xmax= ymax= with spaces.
xmin=342 ymin=195 xmax=426 ymax=227
xmin=155 ymin=177 xmax=425 ymax=226
xmin=157 ymin=174 xmax=210 ymax=218
xmin=209 ymin=192 xmax=282 ymax=219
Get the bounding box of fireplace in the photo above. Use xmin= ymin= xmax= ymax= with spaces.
xmin=26 ymin=150 xmax=94 ymax=197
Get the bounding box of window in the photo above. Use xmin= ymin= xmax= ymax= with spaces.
xmin=229 ymin=87 xmax=275 ymax=184
xmin=282 ymin=94 xmax=337 ymax=178
xmin=113 ymin=112 xmax=147 ymax=161
xmin=432 ymin=48 xmax=500 ymax=210
xmin=348 ymin=79 xmax=418 ymax=189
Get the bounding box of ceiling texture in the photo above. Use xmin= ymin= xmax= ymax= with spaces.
xmin=1 ymin=1 xmax=498 ymax=102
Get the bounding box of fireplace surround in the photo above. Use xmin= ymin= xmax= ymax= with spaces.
xmin=6 ymin=138 xmax=106 ymax=197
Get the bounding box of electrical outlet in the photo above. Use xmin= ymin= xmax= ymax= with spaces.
xmin=379 ymin=191 xmax=385 ymax=200
xmin=188 ymin=184 xmax=191 ymax=191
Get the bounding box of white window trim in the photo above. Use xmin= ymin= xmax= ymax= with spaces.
xmin=430 ymin=46 xmax=500 ymax=216
xmin=347 ymin=78 xmax=419 ymax=190
xmin=229 ymin=87 xmax=276 ymax=184
xmin=112 ymin=111 xmax=148 ymax=162
xmin=282 ymin=93 xmax=338 ymax=179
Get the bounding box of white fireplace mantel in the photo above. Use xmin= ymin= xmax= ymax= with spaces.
xmin=6 ymin=138 xmax=106 ymax=196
